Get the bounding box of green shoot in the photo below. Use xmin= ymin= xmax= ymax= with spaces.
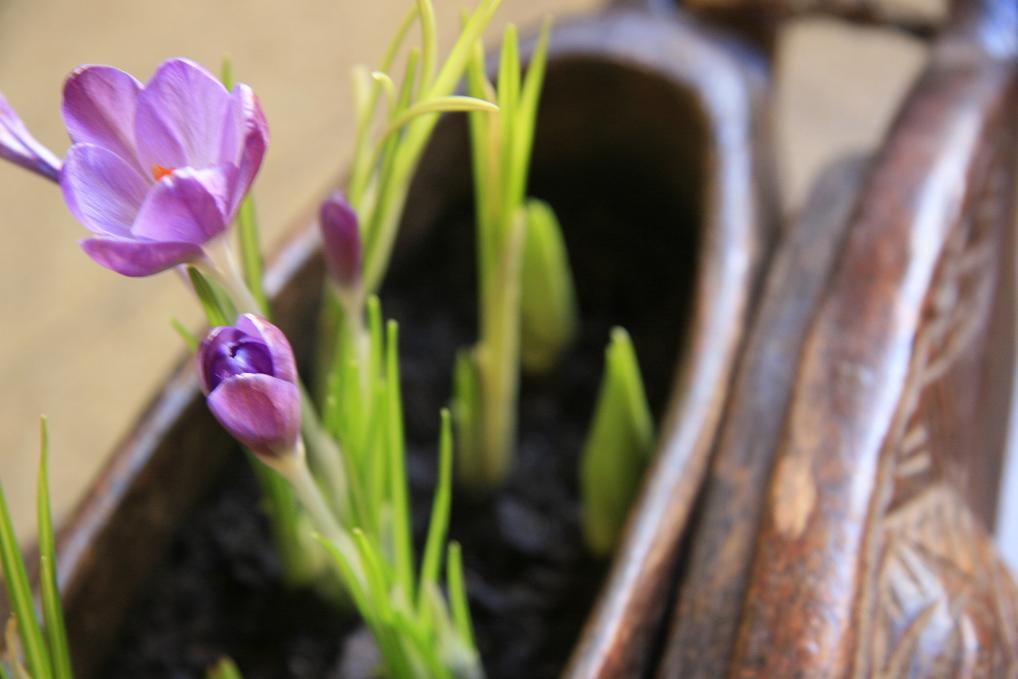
xmin=580 ymin=328 xmax=656 ymax=555
xmin=293 ymin=313 xmax=481 ymax=678
xmin=520 ymin=199 xmax=577 ymax=374
xmin=206 ymin=657 xmax=243 ymax=679
xmin=0 ymin=419 xmax=73 ymax=679
xmin=347 ymin=0 xmax=502 ymax=294
xmin=453 ymin=20 xmax=553 ymax=491
xmin=36 ymin=420 xmax=71 ymax=679
xmin=187 ymin=266 xmax=233 ymax=327
xmin=316 ymin=0 xmax=502 ymax=420
xmin=170 ymin=318 xmax=199 ymax=352
xmin=222 ymin=57 xmax=270 ymax=318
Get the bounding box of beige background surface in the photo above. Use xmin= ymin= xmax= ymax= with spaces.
xmin=6 ymin=1 xmax=1006 ymax=569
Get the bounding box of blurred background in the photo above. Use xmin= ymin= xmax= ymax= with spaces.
xmin=1 ymin=0 xmax=1015 ymax=570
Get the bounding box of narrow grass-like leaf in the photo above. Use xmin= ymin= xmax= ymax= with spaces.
xmin=350 ymin=529 xmax=391 ymax=620
xmin=497 ymin=25 xmax=521 ymax=220
xmin=313 ymin=535 xmax=373 ymax=624
xmin=36 ymin=419 xmax=71 ymax=679
xmin=206 ymin=656 xmax=243 ymax=679
xmin=236 ymin=195 xmax=270 ymax=317
xmin=380 ymin=96 xmax=497 ymax=143
xmin=0 ymin=484 xmax=51 ymax=679
xmin=170 ymin=318 xmax=198 ymax=352
xmin=446 ymin=542 xmax=475 ymax=650
xmin=418 ymin=409 xmax=453 ymax=611
xmin=515 ymin=18 xmax=552 ymax=203
xmin=416 ymin=0 xmax=438 ymax=89
xmin=0 ymin=659 xmax=12 ymax=679
xmin=249 ymin=460 xmax=314 ymax=587
xmin=428 ymin=0 xmax=501 ymax=99
xmin=187 ymin=266 xmax=231 ymax=327
xmin=384 ymin=321 xmax=414 ymax=600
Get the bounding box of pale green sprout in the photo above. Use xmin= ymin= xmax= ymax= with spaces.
xmin=319 ymin=0 xmax=502 ymax=417
xmin=580 ymin=328 xmax=656 ymax=555
xmin=453 ymin=20 xmax=553 ymax=490
xmin=0 ymin=418 xmax=73 ymax=679
xmin=519 ymin=198 xmax=577 ymax=374
xmin=206 ymin=657 xmax=243 ymax=679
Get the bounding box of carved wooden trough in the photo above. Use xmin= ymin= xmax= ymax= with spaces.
xmin=12 ymin=0 xmax=1017 ymax=676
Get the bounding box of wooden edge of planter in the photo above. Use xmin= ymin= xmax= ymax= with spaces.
xmin=658 ymin=154 xmax=871 ymax=677
xmin=546 ymin=9 xmax=777 ymax=679
xmin=612 ymin=0 xmax=948 ymax=41
xmin=726 ymin=10 xmax=1018 ymax=676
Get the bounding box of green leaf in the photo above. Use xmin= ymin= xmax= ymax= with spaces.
xmin=170 ymin=318 xmax=198 ymax=352
xmin=515 ymin=19 xmax=551 ymax=197
xmin=249 ymin=459 xmax=318 ymax=587
xmin=236 ymin=195 xmax=270 ymax=317
xmin=418 ymin=409 xmax=453 ymax=611
xmin=520 ymin=199 xmax=577 ymax=374
xmin=379 ymin=96 xmax=498 ymax=143
xmin=206 ymin=657 xmax=243 ymax=679
xmin=0 ymin=479 xmax=52 ymax=679
xmin=36 ymin=419 xmax=72 ymax=679
xmin=446 ymin=542 xmax=475 ymax=650
xmin=580 ymin=328 xmax=656 ymax=555
xmin=416 ymin=0 xmax=439 ymax=90
xmin=0 ymin=659 xmax=12 ymax=679
xmin=220 ymin=56 xmax=235 ymax=90
xmin=187 ymin=266 xmax=233 ymax=327
xmin=384 ymin=321 xmax=414 ymax=601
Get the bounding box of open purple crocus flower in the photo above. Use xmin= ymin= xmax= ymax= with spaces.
xmin=0 ymin=58 xmax=269 ymax=277
xmin=198 ymin=314 xmax=300 ymax=460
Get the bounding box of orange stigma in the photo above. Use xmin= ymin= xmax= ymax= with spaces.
xmin=151 ymin=164 xmax=174 ymax=181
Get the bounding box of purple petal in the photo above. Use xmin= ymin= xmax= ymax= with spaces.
xmin=135 ymin=58 xmax=231 ymax=172
xmin=61 ymin=143 xmax=149 ymax=236
xmin=131 ymin=166 xmax=231 ymax=244
xmin=62 ymin=66 xmax=143 ymax=172
xmin=197 ymin=326 xmax=275 ymax=393
xmin=81 ymin=236 xmax=204 ymax=277
xmin=220 ymin=84 xmax=268 ymax=215
xmin=207 ymin=374 xmax=300 ymax=458
xmin=0 ymin=92 xmax=61 ymax=181
xmin=235 ymin=314 xmax=298 ymax=385
xmin=319 ymin=192 xmax=361 ymax=288
xmin=197 ymin=326 xmax=229 ymax=394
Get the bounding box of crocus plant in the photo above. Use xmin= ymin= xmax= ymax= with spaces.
xmin=0 ymin=0 xmax=660 ymax=676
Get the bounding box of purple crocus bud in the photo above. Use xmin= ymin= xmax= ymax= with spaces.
xmin=197 ymin=314 xmax=301 ymax=461
xmin=59 ymin=58 xmax=269 ymax=277
xmin=0 ymin=92 xmax=61 ymax=181
xmin=319 ymin=192 xmax=362 ymax=290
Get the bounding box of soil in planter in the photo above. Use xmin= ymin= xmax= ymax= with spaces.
xmin=101 ymin=159 xmax=693 ymax=678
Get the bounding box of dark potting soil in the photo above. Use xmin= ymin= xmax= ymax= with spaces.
xmin=102 ymin=154 xmax=694 ymax=678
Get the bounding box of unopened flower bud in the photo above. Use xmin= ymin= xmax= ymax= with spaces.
xmin=319 ymin=192 xmax=362 ymax=290
xmin=197 ymin=314 xmax=301 ymax=461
